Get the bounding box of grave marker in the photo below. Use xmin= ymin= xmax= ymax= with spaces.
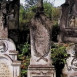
xmin=0 ymin=0 xmax=21 ymax=77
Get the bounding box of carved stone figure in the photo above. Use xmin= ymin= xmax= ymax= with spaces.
xmin=69 ymin=16 xmax=75 ymax=27
xmin=30 ymin=14 xmax=52 ymax=65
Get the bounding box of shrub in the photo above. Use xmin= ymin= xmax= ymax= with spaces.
xmin=51 ymin=43 xmax=68 ymax=68
xmin=51 ymin=43 xmax=69 ymax=77
xmin=18 ymin=42 xmax=30 ymax=77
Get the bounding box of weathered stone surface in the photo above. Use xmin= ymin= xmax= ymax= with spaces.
xmin=0 ymin=0 xmax=19 ymax=30
xmin=62 ymin=44 xmax=77 ymax=77
xmin=0 ymin=61 xmax=12 ymax=77
xmin=0 ymin=3 xmax=8 ymax=39
xmin=8 ymin=0 xmax=19 ymax=30
xmin=28 ymin=66 xmax=56 ymax=77
xmin=0 ymin=0 xmax=19 ymax=39
xmin=0 ymin=28 xmax=8 ymax=39
xmin=0 ymin=1 xmax=21 ymax=77
xmin=58 ymin=0 xmax=77 ymax=43
xmin=0 ymin=39 xmax=21 ymax=77
xmin=30 ymin=14 xmax=52 ymax=66
xmin=28 ymin=13 xmax=55 ymax=77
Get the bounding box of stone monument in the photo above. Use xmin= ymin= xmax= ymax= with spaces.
xmin=0 ymin=0 xmax=20 ymax=43
xmin=0 ymin=39 xmax=21 ymax=77
xmin=58 ymin=0 xmax=77 ymax=43
xmin=62 ymin=44 xmax=77 ymax=77
xmin=28 ymin=1 xmax=56 ymax=77
xmin=59 ymin=0 xmax=77 ymax=77
xmin=0 ymin=0 xmax=21 ymax=77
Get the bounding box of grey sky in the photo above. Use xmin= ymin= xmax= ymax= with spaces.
xmin=20 ymin=0 xmax=65 ymax=7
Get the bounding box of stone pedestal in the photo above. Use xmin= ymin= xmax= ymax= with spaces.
xmin=28 ymin=65 xmax=56 ymax=77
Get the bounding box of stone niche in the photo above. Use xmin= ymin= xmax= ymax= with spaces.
xmin=58 ymin=0 xmax=77 ymax=43
xmin=62 ymin=44 xmax=77 ymax=77
xmin=0 ymin=0 xmax=20 ymax=43
xmin=0 ymin=39 xmax=21 ymax=77
xmin=0 ymin=0 xmax=19 ymax=30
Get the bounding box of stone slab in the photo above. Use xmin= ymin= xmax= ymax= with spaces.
xmin=28 ymin=66 xmax=56 ymax=77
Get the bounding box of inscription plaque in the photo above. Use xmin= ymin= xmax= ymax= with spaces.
xmin=0 ymin=62 xmax=12 ymax=77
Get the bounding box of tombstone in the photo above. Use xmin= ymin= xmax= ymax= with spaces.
xmin=27 ymin=13 xmax=56 ymax=77
xmin=0 ymin=0 xmax=20 ymax=43
xmin=62 ymin=44 xmax=77 ymax=77
xmin=0 ymin=0 xmax=21 ymax=77
xmin=58 ymin=0 xmax=77 ymax=43
xmin=0 ymin=39 xmax=21 ymax=77
xmin=0 ymin=1 xmax=8 ymax=39
xmin=59 ymin=0 xmax=77 ymax=77
xmin=0 ymin=0 xmax=19 ymax=29
xmin=7 ymin=0 xmax=19 ymax=30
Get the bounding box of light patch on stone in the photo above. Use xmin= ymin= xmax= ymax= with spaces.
xmin=0 ymin=62 xmax=12 ymax=77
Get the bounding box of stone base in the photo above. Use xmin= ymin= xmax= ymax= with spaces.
xmin=27 ymin=65 xmax=56 ymax=77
